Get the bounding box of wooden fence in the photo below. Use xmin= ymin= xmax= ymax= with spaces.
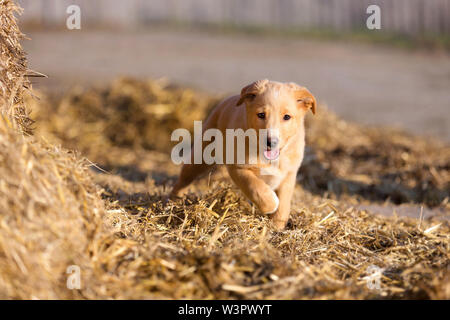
xmin=18 ymin=0 xmax=450 ymax=35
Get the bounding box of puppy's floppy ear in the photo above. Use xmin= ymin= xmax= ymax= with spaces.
xmin=290 ymin=83 xmax=317 ymax=115
xmin=236 ymin=79 xmax=268 ymax=106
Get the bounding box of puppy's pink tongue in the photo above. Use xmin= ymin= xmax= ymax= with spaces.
xmin=263 ymin=148 xmax=280 ymax=160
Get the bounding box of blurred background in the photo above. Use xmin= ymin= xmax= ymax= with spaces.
xmin=19 ymin=0 xmax=450 ymax=141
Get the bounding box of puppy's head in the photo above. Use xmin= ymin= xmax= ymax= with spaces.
xmin=236 ymin=79 xmax=316 ymax=160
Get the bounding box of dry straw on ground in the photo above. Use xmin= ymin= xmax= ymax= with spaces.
xmin=0 ymin=0 xmax=449 ymax=299
xmin=30 ymin=77 xmax=449 ymax=299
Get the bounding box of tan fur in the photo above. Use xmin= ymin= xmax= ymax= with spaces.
xmin=170 ymin=80 xmax=316 ymax=230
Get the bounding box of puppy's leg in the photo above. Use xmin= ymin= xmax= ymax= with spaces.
xmin=170 ymin=162 xmax=214 ymax=197
xmin=227 ymin=167 xmax=279 ymax=214
xmin=272 ymin=172 xmax=297 ymax=230
xmin=170 ymin=113 xmax=219 ymax=198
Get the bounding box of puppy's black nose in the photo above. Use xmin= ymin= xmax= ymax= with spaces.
xmin=266 ymin=137 xmax=279 ymax=149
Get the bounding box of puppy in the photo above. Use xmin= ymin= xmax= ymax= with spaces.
xmin=170 ymin=79 xmax=316 ymax=229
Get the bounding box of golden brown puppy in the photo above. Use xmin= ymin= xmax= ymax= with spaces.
xmin=170 ymin=79 xmax=316 ymax=229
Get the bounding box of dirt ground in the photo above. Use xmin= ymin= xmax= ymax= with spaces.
xmin=23 ymin=28 xmax=450 ymax=142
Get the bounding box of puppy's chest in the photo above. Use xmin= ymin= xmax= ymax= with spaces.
xmin=256 ymin=152 xmax=303 ymax=190
xmin=257 ymin=165 xmax=286 ymax=190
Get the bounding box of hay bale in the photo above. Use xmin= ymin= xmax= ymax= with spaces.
xmin=0 ymin=116 xmax=107 ymax=299
xmin=0 ymin=0 xmax=108 ymax=299
xmin=0 ymin=0 xmax=33 ymax=134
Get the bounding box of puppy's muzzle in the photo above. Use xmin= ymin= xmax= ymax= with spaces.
xmin=266 ymin=137 xmax=279 ymax=150
xmin=263 ymin=135 xmax=280 ymax=161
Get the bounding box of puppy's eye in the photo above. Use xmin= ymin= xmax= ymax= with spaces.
xmin=257 ymin=112 xmax=266 ymax=119
xmin=283 ymin=114 xmax=291 ymax=120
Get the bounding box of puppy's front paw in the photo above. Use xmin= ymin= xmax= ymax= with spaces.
xmin=260 ymin=190 xmax=279 ymax=214
xmin=272 ymin=218 xmax=287 ymax=230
